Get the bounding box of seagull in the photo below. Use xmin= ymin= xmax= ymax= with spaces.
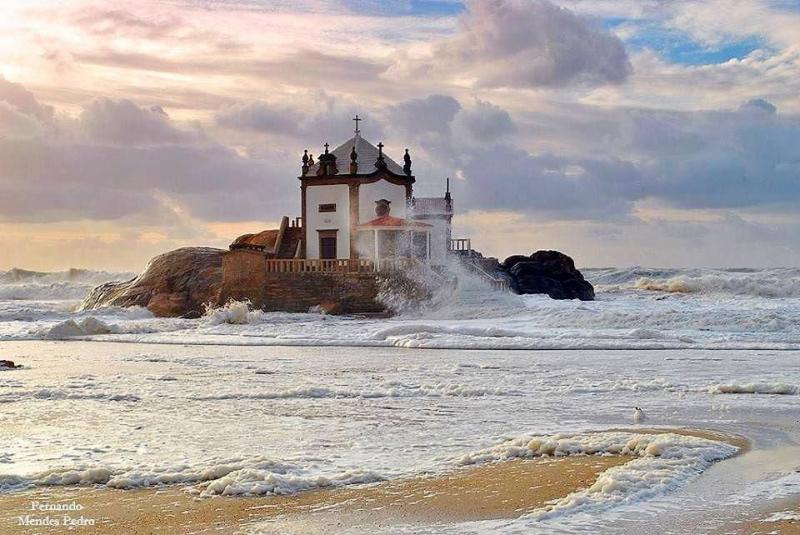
xmin=633 ymin=407 xmax=645 ymax=424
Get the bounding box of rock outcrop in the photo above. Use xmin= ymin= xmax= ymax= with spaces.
xmin=502 ymin=250 xmax=594 ymax=301
xmin=0 ymin=360 xmax=21 ymax=369
xmin=81 ymin=247 xmax=225 ymax=317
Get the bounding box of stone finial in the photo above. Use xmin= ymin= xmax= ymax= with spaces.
xmin=375 ymin=198 xmax=391 ymax=217
xmin=375 ymin=141 xmax=387 ymax=170
xmin=403 ymin=148 xmax=412 ymax=176
xmin=317 ymin=142 xmax=338 ymax=176
xmin=301 ymin=149 xmax=309 ymax=176
xmin=349 ymin=144 xmax=358 ymax=174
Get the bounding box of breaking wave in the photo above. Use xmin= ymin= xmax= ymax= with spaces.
xmin=587 ymin=267 xmax=800 ymax=298
xmin=0 ymin=268 xmax=133 ymax=301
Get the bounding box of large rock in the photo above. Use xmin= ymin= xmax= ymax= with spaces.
xmin=80 ymin=247 xmax=225 ymax=317
xmin=502 ymin=250 xmax=594 ymax=301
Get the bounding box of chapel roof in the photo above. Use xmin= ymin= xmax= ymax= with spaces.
xmin=306 ymin=134 xmax=405 ymax=176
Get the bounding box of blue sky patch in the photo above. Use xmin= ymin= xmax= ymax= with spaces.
xmin=606 ymin=19 xmax=765 ymax=66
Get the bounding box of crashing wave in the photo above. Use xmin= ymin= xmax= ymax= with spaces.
xmin=41 ymin=317 xmax=115 ymax=339
xmin=632 ymin=270 xmax=800 ymax=298
xmin=202 ymin=300 xmax=264 ymax=325
xmin=0 ymin=268 xmax=134 ymax=301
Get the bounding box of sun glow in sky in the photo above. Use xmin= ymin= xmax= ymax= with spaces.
xmin=1 ymin=0 xmax=799 ymax=270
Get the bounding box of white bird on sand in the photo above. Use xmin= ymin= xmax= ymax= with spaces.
xmin=633 ymin=407 xmax=645 ymax=424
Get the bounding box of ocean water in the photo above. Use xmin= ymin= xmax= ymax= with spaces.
xmin=0 ymin=266 xmax=799 ymax=533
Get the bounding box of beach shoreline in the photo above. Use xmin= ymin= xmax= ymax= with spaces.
xmin=0 ymin=428 xmax=747 ymax=534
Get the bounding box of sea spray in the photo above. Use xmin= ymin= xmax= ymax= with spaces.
xmin=202 ymin=300 xmax=264 ymax=325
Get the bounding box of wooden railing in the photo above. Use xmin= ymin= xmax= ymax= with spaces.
xmin=266 ymin=259 xmax=375 ymax=273
xmin=464 ymin=259 xmax=512 ymax=292
xmin=265 ymin=257 xmax=427 ymax=274
xmin=449 ymin=238 xmax=472 ymax=252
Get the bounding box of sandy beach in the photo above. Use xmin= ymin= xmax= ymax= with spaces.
xmin=0 ymin=428 xmax=747 ymax=534
xmin=0 ymin=337 xmax=797 ymax=534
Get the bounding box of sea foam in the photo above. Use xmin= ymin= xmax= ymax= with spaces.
xmin=456 ymin=431 xmax=738 ymax=521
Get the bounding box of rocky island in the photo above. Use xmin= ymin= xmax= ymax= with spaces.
xmin=81 ymin=245 xmax=594 ymax=317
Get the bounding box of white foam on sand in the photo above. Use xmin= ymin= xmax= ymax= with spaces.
xmin=200 ymin=467 xmax=383 ymax=497
xmin=763 ymin=510 xmax=800 ymax=522
xmin=6 ymin=457 xmax=384 ymax=499
xmin=456 ymin=431 xmax=738 ymax=521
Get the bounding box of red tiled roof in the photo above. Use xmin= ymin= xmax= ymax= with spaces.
xmin=358 ymin=216 xmax=431 ymax=229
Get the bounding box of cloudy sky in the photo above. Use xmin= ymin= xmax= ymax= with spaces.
xmin=1 ymin=0 xmax=798 ymax=270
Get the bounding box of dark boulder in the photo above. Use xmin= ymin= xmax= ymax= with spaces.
xmin=502 ymin=250 xmax=594 ymax=301
xmin=0 ymin=360 xmax=21 ymax=369
xmin=80 ymin=247 xmax=225 ymax=317
xmin=502 ymin=255 xmax=531 ymax=271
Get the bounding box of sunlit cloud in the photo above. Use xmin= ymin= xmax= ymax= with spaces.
xmin=0 ymin=0 xmax=798 ymax=269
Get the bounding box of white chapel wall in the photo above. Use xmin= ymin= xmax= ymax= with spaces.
xmin=427 ymin=218 xmax=450 ymax=264
xmin=306 ymin=184 xmax=350 ymax=259
xmin=359 ymin=181 xmax=407 ymax=222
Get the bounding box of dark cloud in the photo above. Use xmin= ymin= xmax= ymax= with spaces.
xmin=386 ymin=94 xmax=515 ymax=159
xmin=216 ymin=94 xmax=387 ymax=145
xmin=459 ymin=146 xmax=642 ymax=220
xmin=740 ymin=98 xmax=777 ymax=114
xmin=389 ymin=95 xmax=462 ymax=138
xmin=452 ymin=99 xmax=515 ymax=142
xmin=389 ymin=0 xmax=632 ymax=88
xmin=386 ymin=94 xmax=799 ymax=220
xmin=79 ymin=98 xmax=197 ymax=145
xmin=0 ymin=86 xmax=295 ymax=223
xmin=630 ymin=101 xmax=800 ymax=211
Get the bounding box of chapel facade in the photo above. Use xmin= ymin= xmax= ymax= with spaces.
xmin=219 ymin=119 xmax=485 ymax=314
xmin=299 ymin=127 xmax=453 ymax=267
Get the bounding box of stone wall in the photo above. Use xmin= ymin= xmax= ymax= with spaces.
xmin=219 ymin=249 xmax=268 ymax=306
xmin=221 ymin=249 xmax=390 ymax=314
xmin=263 ymin=272 xmax=386 ymax=314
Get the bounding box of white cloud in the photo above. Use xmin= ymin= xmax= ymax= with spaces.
xmin=387 ymin=0 xmax=632 ymax=89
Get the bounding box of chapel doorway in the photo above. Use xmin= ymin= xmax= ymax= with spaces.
xmin=319 ymin=231 xmax=338 ymax=259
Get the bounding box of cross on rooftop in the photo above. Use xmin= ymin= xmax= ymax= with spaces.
xmin=353 ymin=115 xmax=361 ymax=135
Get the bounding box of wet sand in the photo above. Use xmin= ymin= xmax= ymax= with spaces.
xmin=724 ymin=500 xmax=800 ymax=535
xmin=0 ymin=428 xmax=746 ymax=534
